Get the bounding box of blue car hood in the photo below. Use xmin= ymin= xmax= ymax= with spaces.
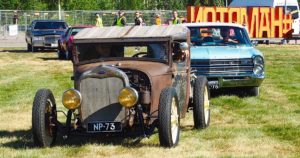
xmin=32 ymin=29 xmax=66 ymax=36
xmin=190 ymin=46 xmax=263 ymax=60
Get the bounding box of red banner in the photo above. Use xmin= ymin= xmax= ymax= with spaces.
xmin=187 ymin=6 xmax=293 ymax=38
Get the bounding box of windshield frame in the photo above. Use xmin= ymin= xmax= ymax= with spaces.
xmin=74 ymin=40 xmax=171 ymax=66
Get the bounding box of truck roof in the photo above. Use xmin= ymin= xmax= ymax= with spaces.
xmin=74 ymin=25 xmax=189 ymax=43
xmin=229 ymin=0 xmax=299 ymax=7
xmin=182 ymin=22 xmax=246 ymax=29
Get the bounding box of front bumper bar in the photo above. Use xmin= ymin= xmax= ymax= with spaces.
xmin=206 ymin=75 xmax=264 ymax=89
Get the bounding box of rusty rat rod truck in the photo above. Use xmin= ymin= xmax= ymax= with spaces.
xmin=32 ymin=25 xmax=211 ymax=148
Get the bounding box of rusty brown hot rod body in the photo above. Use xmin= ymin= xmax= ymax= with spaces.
xmin=32 ymin=25 xmax=211 ymax=148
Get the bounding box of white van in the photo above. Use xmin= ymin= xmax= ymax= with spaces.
xmin=230 ymin=0 xmax=300 ymax=35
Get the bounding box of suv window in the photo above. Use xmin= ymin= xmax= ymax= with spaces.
xmin=34 ymin=22 xmax=67 ymax=30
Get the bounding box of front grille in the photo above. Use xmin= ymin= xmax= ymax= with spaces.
xmin=44 ymin=35 xmax=59 ymax=44
xmin=80 ymin=77 xmax=125 ymax=125
xmin=191 ymin=59 xmax=253 ymax=76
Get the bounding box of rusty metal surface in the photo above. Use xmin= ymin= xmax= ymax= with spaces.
xmin=74 ymin=61 xmax=173 ymax=123
xmin=80 ymin=77 xmax=126 ymax=126
xmin=74 ymin=25 xmax=189 ymax=43
xmin=72 ymin=25 xmax=192 ymax=126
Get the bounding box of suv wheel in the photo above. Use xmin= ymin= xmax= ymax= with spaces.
xmin=193 ymin=76 xmax=210 ymax=129
xmin=66 ymin=50 xmax=71 ymax=60
xmin=32 ymin=89 xmax=57 ymax=147
xmin=57 ymin=43 xmax=66 ymax=60
xmin=27 ymin=43 xmax=32 ymax=52
xmin=158 ymin=87 xmax=180 ymax=148
xmin=58 ymin=49 xmax=65 ymax=60
xmin=32 ymin=45 xmax=38 ymax=52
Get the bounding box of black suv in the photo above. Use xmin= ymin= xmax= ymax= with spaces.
xmin=26 ymin=20 xmax=68 ymax=52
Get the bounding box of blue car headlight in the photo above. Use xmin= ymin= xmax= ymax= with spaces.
xmin=253 ymin=65 xmax=264 ymax=75
xmin=253 ymin=56 xmax=264 ymax=75
xmin=253 ymin=56 xmax=264 ymax=66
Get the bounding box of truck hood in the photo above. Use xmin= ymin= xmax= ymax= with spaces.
xmin=32 ymin=29 xmax=66 ymax=36
xmin=190 ymin=46 xmax=263 ymax=60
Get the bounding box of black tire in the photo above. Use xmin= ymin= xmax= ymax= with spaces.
xmin=27 ymin=43 xmax=32 ymax=52
xmin=57 ymin=43 xmax=66 ymax=60
xmin=246 ymin=87 xmax=259 ymax=97
xmin=158 ymin=87 xmax=180 ymax=148
xmin=32 ymin=45 xmax=38 ymax=53
xmin=32 ymin=89 xmax=57 ymax=147
xmin=58 ymin=49 xmax=65 ymax=60
xmin=193 ymin=76 xmax=210 ymax=129
xmin=66 ymin=50 xmax=72 ymax=60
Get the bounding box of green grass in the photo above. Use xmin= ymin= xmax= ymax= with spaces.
xmin=0 ymin=45 xmax=299 ymax=158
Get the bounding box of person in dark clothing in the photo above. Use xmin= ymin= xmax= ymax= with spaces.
xmin=113 ymin=10 xmax=126 ymax=26
xmin=13 ymin=11 xmax=19 ymax=25
xmin=134 ymin=11 xmax=143 ymax=26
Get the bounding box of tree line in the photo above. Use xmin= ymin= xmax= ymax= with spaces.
xmin=0 ymin=0 xmax=233 ymax=10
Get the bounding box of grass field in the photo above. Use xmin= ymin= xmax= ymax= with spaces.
xmin=0 ymin=46 xmax=299 ymax=158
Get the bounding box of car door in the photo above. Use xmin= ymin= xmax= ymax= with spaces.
xmin=172 ymin=44 xmax=189 ymax=116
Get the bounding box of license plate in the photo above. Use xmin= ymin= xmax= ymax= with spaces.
xmin=51 ymin=43 xmax=58 ymax=47
xmin=208 ymin=81 xmax=219 ymax=89
xmin=87 ymin=122 xmax=122 ymax=132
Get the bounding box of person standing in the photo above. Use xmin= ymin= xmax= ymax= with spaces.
xmin=155 ymin=14 xmax=161 ymax=25
xmin=95 ymin=13 xmax=103 ymax=27
xmin=172 ymin=10 xmax=181 ymax=25
xmin=13 ymin=11 xmax=19 ymax=25
xmin=113 ymin=10 xmax=126 ymax=27
xmin=134 ymin=11 xmax=143 ymax=26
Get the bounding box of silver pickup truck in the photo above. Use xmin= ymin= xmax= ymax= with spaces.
xmin=25 ymin=20 xmax=68 ymax=52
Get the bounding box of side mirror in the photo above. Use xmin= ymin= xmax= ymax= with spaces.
xmin=251 ymin=40 xmax=258 ymax=46
xmin=180 ymin=42 xmax=189 ymax=51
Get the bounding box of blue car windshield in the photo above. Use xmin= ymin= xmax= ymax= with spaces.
xmin=188 ymin=26 xmax=251 ymax=47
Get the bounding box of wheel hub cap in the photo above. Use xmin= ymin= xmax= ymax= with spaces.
xmin=204 ymin=86 xmax=210 ymax=125
xmin=171 ymin=97 xmax=179 ymax=144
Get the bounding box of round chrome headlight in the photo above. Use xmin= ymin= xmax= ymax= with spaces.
xmin=62 ymin=89 xmax=82 ymax=110
xmin=253 ymin=65 xmax=264 ymax=75
xmin=118 ymin=87 xmax=138 ymax=108
xmin=253 ymin=56 xmax=264 ymax=66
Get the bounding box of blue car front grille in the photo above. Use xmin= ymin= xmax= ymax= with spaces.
xmin=191 ymin=58 xmax=254 ymax=76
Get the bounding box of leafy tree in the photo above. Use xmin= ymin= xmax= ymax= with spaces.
xmin=0 ymin=0 xmax=231 ymax=10
xmin=0 ymin=0 xmax=20 ymax=10
xmin=210 ymin=0 xmax=224 ymax=6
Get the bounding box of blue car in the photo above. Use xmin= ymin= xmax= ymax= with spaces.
xmin=183 ymin=22 xmax=265 ymax=96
